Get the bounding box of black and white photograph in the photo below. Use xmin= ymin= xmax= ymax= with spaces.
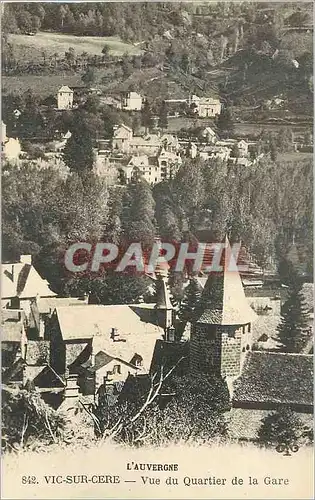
xmin=1 ymin=1 xmax=314 ymax=498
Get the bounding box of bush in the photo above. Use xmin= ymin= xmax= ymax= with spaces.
xmin=258 ymin=408 xmax=306 ymax=447
xmin=2 ymin=387 xmax=66 ymax=452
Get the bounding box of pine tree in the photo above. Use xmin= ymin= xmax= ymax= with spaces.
xmin=141 ymin=99 xmax=154 ymax=133
xmin=276 ymin=261 xmax=309 ymax=353
xmin=178 ymin=278 xmax=202 ymax=323
xmin=63 ymin=128 xmax=94 ymax=175
xmin=216 ymin=107 xmax=234 ymax=138
xmin=158 ymin=100 xmax=168 ymax=131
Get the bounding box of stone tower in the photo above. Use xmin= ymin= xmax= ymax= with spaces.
xmin=190 ymin=237 xmax=256 ymax=378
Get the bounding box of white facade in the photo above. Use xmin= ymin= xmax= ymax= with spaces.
xmin=112 ymin=124 xmax=133 ymax=153
xmin=57 ymin=86 xmax=74 ymax=110
xmin=157 ymin=148 xmax=182 ymax=179
xmin=202 ymin=126 xmax=217 ymax=144
xmin=121 ymin=92 xmax=143 ymax=111
xmin=124 ymin=155 xmax=162 ymax=185
xmin=190 ymin=95 xmax=222 ymax=118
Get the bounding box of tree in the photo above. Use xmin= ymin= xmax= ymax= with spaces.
xmin=231 ymin=143 xmax=240 ymax=158
xmin=178 ymin=278 xmax=201 ymax=323
xmin=287 ymin=10 xmax=310 ymax=28
xmin=148 ymin=373 xmax=230 ymax=445
xmin=101 ymin=44 xmax=110 ymax=58
xmin=276 ymin=260 xmax=309 ymax=352
xmin=121 ymin=179 xmax=156 ymax=247
xmin=63 ymin=127 xmax=95 ymax=174
xmin=158 ymin=100 xmax=168 ymax=131
xmin=81 ymin=67 xmax=96 ymax=87
xmin=258 ymin=408 xmax=304 ymax=447
xmin=65 ymin=47 xmax=76 ymax=67
xmin=216 ymin=107 xmax=234 ymax=138
xmin=141 ymin=99 xmax=154 ymax=133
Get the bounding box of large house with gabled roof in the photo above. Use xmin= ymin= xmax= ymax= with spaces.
xmin=2 ymin=255 xmax=56 ymax=315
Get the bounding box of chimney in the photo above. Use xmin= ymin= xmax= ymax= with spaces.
xmin=20 ymin=255 xmax=32 ymax=265
xmin=110 ymin=327 xmax=119 ymax=341
xmin=91 ymin=353 xmax=95 ymax=367
xmin=10 ymin=265 xmax=15 ymax=282
xmin=165 ymin=326 xmax=175 ymax=343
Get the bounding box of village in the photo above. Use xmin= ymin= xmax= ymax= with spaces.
xmin=1 ymin=2 xmax=313 ymax=453
xmin=2 ymin=236 xmax=313 ymax=444
xmin=1 ymin=84 xmax=264 ymax=181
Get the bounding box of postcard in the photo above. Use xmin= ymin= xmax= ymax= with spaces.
xmin=1 ymin=1 xmax=313 ymax=499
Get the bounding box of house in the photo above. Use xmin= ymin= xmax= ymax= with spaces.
xmin=121 ymin=91 xmax=143 ymax=111
xmin=1 ymin=121 xmax=21 ymax=164
xmin=2 ymin=255 xmax=56 ymax=315
xmin=48 ymin=304 xmax=164 ymax=378
xmin=29 ymin=295 xmax=89 ymax=340
xmin=124 ymin=155 xmax=161 ymax=184
xmin=112 ymin=125 xmax=180 ymax=157
xmin=57 ymin=86 xmax=74 ymax=110
xmin=189 ymin=95 xmax=222 ymax=118
xmin=112 ymin=124 xmax=133 ymax=153
xmin=202 ymin=127 xmax=217 ymax=144
xmin=79 ymin=350 xmax=140 ymax=400
xmin=1 ymin=309 xmax=27 ymax=368
xmin=199 ymin=145 xmax=231 ymax=162
xmin=157 ymin=148 xmax=182 ymax=180
xmin=187 ymin=142 xmax=198 ymax=159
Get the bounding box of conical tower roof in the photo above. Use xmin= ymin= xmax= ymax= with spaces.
xmin=196 ymin=236 xmax=257 ymax=325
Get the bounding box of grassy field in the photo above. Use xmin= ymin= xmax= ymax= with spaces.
xmin=277 ymin=151 xmax=313 ymax=163
xmin=167 ymin=117 xmax=311 ymax=136
xmin=2 ymin=74 xmax=84 ymax=97
xmin=9 ymin=31 xmax=142 ymax=59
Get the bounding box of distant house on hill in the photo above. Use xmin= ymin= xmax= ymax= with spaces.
xmin=1 ymin=120 xmax=21 ymax=164
xmin=112 ymin=124 xmax=133 ymax=153
xmin=121 ymin=91 xmax=143 ymax=111
xmin=202 ymin=126 xmax=217 ymax=144
xmin=57 ymin=86 xmax=74 ymax=110
xmin=112 ymin=124 xmax=179 ymax=156
xmin=189 ymin=95 xmax=222 ymax=118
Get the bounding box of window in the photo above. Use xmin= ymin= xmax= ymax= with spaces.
xmin=113 ymin=364 xmax=121 ymax=374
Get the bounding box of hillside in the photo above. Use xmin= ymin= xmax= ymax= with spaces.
xmin=8 ymin=31 xmax=142 ymax=61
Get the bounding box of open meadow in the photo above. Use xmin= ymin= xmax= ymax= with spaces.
xmin=8 ymin=31 xmax=142 ymax=61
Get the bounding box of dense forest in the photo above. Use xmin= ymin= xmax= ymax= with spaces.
xmin=2 ymin=3 xmax=313 ymax=112
xmin=2 ymin=2 xmax=313 ymax=42
xmin=3 ymin=151 xmax=312 ymax=302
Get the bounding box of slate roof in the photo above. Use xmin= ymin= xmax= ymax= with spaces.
xmin=81 ymin=350 xmax=113 ymax=372
xmin=196 ymin=237 xmax=257 ymax=325
xmin=1 ymin=321 xmax=24 ymax=342
xmin=232 ymin=351 xmax=313 ymax=408
xmin=54 ymin=304 xmax=163 ymax=371
xmin=34 ymin=297 xmax=86 ymax=315
xmin=58 ymin=85 xmax=73 ymax=93
xmin=82 ymin=351 xmax=138 ymax=374
xmin=2 ymin=262 xmax=56 ymax=299
xmin=25 ymin=340 xmax=50 ymax=365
